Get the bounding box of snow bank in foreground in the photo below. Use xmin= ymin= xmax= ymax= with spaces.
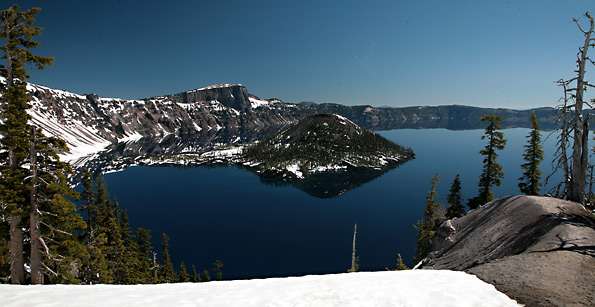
xmin=0 ymin=270 xmax=519 ymax=307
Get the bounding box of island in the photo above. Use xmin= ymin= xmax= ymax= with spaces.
xmin=138 ymin=114 xmax=414 ymax=196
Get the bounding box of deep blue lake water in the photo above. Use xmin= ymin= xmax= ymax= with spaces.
xmin=99 ymin=128 xmax=562 ymax=280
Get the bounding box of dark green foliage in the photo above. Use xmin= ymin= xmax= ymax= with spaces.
xmin=178 ymin=262 xmax=190 ymax=282
xmin=135 ymin=228 xmax=154 ymax=283
xmin=159 ymin=233 xmax=176 ymax=283
xmin=415 ymin=172 xmax=442 ymax=263
xmin=519 ymin=111 xmax=544 ymax=195
xmin=0 ymin=4 xmax=53 ymax=284
xmin=469 ymin=115 xmax=507 ymax=210
xmin=446 ymin=174 xmax=465 ymax=219
xmin=243 ymin=114 xmax=413 ymax=175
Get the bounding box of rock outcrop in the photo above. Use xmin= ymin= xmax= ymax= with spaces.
xmin=419 ymin=195 xmax=595 ymax=306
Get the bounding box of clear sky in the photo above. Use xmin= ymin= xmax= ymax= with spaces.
xmin=7 ymin=0 xmax=595 ymax=109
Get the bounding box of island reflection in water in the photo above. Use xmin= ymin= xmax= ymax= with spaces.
xmin=70 ymin=124 xmax=411 ymax=199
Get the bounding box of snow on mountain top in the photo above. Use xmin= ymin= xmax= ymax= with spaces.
xmin=188 ymin=83 xmax=244 ymax=93
xmin=0 ymin=270 xmax=519 ymax=307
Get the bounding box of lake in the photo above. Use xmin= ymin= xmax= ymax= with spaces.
xmin=97 ymin=128 xmax=563 ymax=280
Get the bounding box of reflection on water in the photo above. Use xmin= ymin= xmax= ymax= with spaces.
xmin=258 ymin=163 xmax=402 ymax=198
xmin=70 ymin=124 xmax=414 ymax=198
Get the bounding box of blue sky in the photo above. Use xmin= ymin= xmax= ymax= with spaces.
xmin=7 ymin=0 xmax=595 ymax=108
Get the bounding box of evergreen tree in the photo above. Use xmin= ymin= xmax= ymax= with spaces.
xmin=83 ymin=175 xmax=114 ymax=284
xmin=135 ymin=228 xmax=154 ymax=283
xmin=159 ymin=233 xmax=175 ymax=283
xmin=519 ymin=111 xmax=544 ymax=195
xmin=414 ymin=172 xmax=441 ymax=262
xmin=202 ymin=269 xmax=211 ymax=282
xmin=178 ymin=262 xmax=190 ymax=282
xmin=213 ymin=260 xmax=224 ymax=281
xmin=28 ymin=128 xmax=87 ymax=284
xmin=468 ymin=115 xmax=506 ymax=210
xmin=445 ymin=174 xmax=464 ymax=219
xmin=0 ymin=4 xmax=53 ymax=284
xmin=116 ymin=209 xmax=144 ymax=284
xmin=394 ymin=253 xmax=410 ymax=271
xmin=191 ymin=265 xmax=201 ymax=282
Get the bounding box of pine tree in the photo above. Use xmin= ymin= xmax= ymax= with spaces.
xmin=468 ymin=115 xmax=506 ymax=210
xmin=135 ymin=228 xmax=154 ymax=283
xmin=394 ymin=253 xmax=410 ymax=270
xmin=178 ymin=262 xmax=190 ymax=282
xmin=445 ymin=174 xmax=464 ymax=219
xmin=87 ymin=175 xmax=114 ymax=284
xmin=0 ymin=4 xmax=53 ymax=284
xmin=415 ymin=172 xmax=441 ymax=262
xmin=191 ymin=265 xmax=201 ymax=282
xmin=28 ymin=128 xmax=87 ymax=284
xmin=519 ymin=111 xmax=544 ymax=195
xmin=214 ymin=260 xmax=224 ymax=281
xmin=159 ymin=233 xmax=175 ymax=283
xmin=202 ymin=269 xmax=211 ymax=282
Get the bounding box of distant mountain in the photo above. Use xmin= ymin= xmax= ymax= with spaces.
xmin=14 ymin=79 xmax=560 ymax=160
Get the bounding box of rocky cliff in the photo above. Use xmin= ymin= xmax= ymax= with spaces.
xmin=16 ymin=80 xmax=559 ymax=159
xmin=418 ymin=195 xmax=595 ymax=306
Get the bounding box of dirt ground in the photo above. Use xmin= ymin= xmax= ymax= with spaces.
xmin=419 ymin=195 xmax=595 ymax=306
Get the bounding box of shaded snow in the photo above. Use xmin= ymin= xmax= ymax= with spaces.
xmin=0 ymin=271 xmax=519 ymax=307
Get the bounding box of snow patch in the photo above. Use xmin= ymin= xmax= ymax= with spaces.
xmin=249 ymin=97 xmax=270 ymax=109
xmin=0 ymin=270 xmax=520 ymax=307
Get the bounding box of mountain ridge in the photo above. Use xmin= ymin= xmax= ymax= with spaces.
xmin=5 ymin=79 xmax=560 ymax=160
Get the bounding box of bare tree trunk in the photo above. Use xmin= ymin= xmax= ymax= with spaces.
xmin=350 ymin=223 xmax=357 ymax=272
xmin=9 ymin=215 xmax=25 ymax=284
xmin=570 ymin=15 xmax=594 ymax=204
xmin=29 ymin=129 xmax=43 ymax=284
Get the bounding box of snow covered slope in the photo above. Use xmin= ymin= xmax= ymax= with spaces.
xmin=10 ymin=79 xmax=295 ymax=161
xmin=0 ymin=270 xmax=519 ymax=307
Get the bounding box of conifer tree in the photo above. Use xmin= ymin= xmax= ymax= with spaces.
xmin=519 ymin=112 xmax=544 ymax=195
xmin=86 ymin=175 xmax=114 ymax=283
xmin=446 ymin=174 xmax=464 ymax=219
xmin=0 ymin=4 xmax=53 ymax=284
xmin=415 ymin=172 xmax=441 ymax=262
xmin=159 ymin=233 xmax=175 ymax=283
xmin=202 ymin=269 xmax=211 ymax=282
xmin=394 ymin=253 xmax=410 ymax=270
xmin=178 ymin=262 xmax=190 ymax=282
xmin=28 ymin=127 xmax=87 ymax=284
xmin=191 ymin=265 xmax=201 ymax=282
xmin=214 ymin=260 xmax=224 ymax=281
xmin=135 ymin=228 xmax=154 ymax=283
xmin=468 ymin=115 xmax=506 ymax=210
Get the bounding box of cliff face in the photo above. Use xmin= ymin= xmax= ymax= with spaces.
xmin=168 ymin=84 xmax=252 ymax=111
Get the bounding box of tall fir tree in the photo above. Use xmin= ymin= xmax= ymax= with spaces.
xmin=519 ymin=111 xmax=544 ymax=195
xmin=445 ymin=174 xmax=464 ymax=219
xmin=0 ymin=4 xmax=53 ymax=284
xmin=28 ymin=127 xmax=87 ymax=284
xmin=159 ymin=233 xmax=175 ymax=283
xmin=468 ymin=115 xmax=507 ymax=210
xmin=135 ymin=227 xmax=154 ymax=283
xmin=414 ymin=172 xmax=441 ymax=262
